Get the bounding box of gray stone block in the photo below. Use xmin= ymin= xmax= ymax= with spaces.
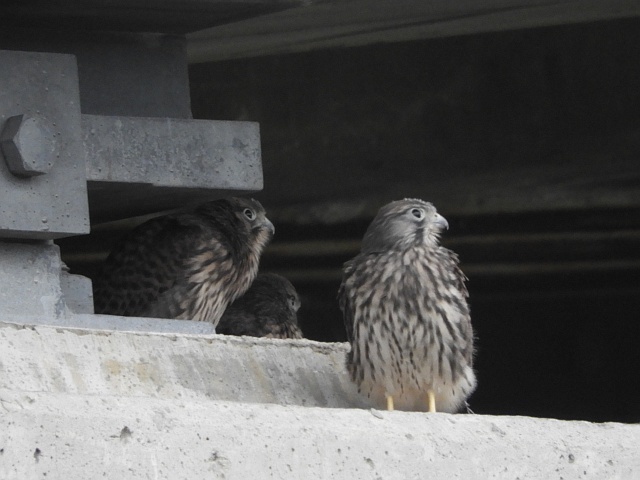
xmin=0 ymin=33 xmax=192 ymax=118
xmin=72 ymin=34 xmax=192 ymax=118
xmin=83 ymin=114 xmax=263 ymax=221
xmin=0 ymin=242 xmax=68 ymax=318
xmin=0 ymin=50 xmax=89 ymax=239
xmin=59 ymin=272 xmax=94 ymax=314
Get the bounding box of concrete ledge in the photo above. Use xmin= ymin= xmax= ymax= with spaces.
xmin=9 ymin=313 xmax=216 ymax=335
xmin=1 ymin=321 xmax=638 ymax=479
xmin=1 ymin=391 xmax=638 ymax=479
xmin=0 ymin=320 xmax=367 ymax=408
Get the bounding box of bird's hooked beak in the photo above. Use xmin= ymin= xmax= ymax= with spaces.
xmin=433 ymin=213 xmax=449 ymax=231
xmin=262 ymin=218 xmax=275 ymax=236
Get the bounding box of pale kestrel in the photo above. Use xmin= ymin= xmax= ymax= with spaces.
xmin=339 ymin=198 xmax=476 ymax=412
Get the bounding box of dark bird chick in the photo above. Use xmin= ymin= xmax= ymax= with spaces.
xmin=94 ymin=197 xmax=274 ymax=326
xmin=217 ymin=273 xmax=303 ymax=339
xmin=338 ymin=198 xmax=476 ymax=412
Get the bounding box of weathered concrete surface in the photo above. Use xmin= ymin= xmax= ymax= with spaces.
xmin=0 ymin=321 xmax=638 ymax=479
xmin=59 ymin=272 xmax=94 ymax=314
xmin=0 ymin=50 xmax=89 ymax=239
xmin=83 ymin=114 xmax=263 ymax=221
xmin=0 ymin=243 xmax=68 ymax=319
xmin=3 ymin=31 xmax=189 ymax=118
xmin=0 ymin=392 xmax=638 ymax=479
xmin=83 ymin=115 xmax=262 ymax=188
xmin=0 ymin=321 xmax=366 ymax=408
xmin=24 ymin=312 xmax=216 ymax=335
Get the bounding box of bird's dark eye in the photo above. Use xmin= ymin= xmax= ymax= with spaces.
xmin=243 ymin=208 xmax=255 ymax=220
xmin=410 ymin=208 xmax=424 ymax=219
xmin=288 ymin=295 xmax=298 ymax=309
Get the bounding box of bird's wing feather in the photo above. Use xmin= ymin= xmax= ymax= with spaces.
xmin=338 ymin=258 xmax=358 ymax=343
xmin=95 ymin=213 xmax=212 ymax=317
xmin=216 ymin=309 xmax=260 ymax=336
xmin=443 ymin=248 xmax=469 ymax=299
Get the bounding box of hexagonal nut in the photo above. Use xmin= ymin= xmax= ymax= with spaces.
xmin=1 ymin=114 xmax=57 ymax=177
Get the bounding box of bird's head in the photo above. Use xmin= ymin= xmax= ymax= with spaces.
xmin=235 ymin=197 xmax=274 ymax=235
xmin=360 ymin=198 xmax=448 ymax=253
xmin=219 ymin=272 xmax=303 ymax=338
xmin=233 ymin=197 xmax=275 ymax=258
xmin=197 ymin=197 xmax=275 ymax=253
xmin=250 ymin=273 xmax=301 ymax=316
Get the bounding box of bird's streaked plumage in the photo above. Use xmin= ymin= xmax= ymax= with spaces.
xmin=217 ymin=273 xmax=303 ymax=339
xmin=94 ymin=197 xmax=274 ymax=326
xmin=338 ymin=198 xmax=476 ymax=412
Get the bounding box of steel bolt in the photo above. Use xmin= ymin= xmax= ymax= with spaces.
xmin=1 ymin=114 xmax=57 ymax=177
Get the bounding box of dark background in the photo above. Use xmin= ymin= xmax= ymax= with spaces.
xmin=187 ymin=18 xmax=640 ymax=423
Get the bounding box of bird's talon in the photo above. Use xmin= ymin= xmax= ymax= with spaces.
xmin=427 ymin=390 xmax=436 ymax=413
xmin=386 ymin=395 xmax=395 ymax=411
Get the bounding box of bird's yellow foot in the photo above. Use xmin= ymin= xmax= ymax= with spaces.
xmin=427 ymin=390 xmax=436 ymax=413
xmin=386 ymin=395 xmax=395 ymax=411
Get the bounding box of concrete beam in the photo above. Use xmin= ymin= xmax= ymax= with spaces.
xmin=188 ymin=0 xmax=640 ymax=62
xmin=83 ymin=114 xmax=263 ymax=222
xmin=0 ymin=243 xmax=68 ymax=319
xmin=0 ymin=50 xmax=89 ymax=239
xmin=1 ymin=33 xmax=192 ymax=119
xmin=0 ymin=318 xmax=638 ymax=479
xmin=0 ymin=1 xmax=303 ymax=35
xmin=83 ymin=115 xmax=262 ymax=186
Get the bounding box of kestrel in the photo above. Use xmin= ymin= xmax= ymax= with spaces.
xmin=94 ymin=197 xmax=274 ymax=326
xmin=338 ymin=198 xmax=476 ymax=412
xmin=217 ymin=273 xmax=303 ymax=339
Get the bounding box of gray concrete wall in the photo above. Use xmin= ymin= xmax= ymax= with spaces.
xmin=1 ymin=320 xmax=638 ymax=479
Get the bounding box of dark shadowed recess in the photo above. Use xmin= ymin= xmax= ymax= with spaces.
xmin=186 ymin=19 xmax=640 ymax=423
